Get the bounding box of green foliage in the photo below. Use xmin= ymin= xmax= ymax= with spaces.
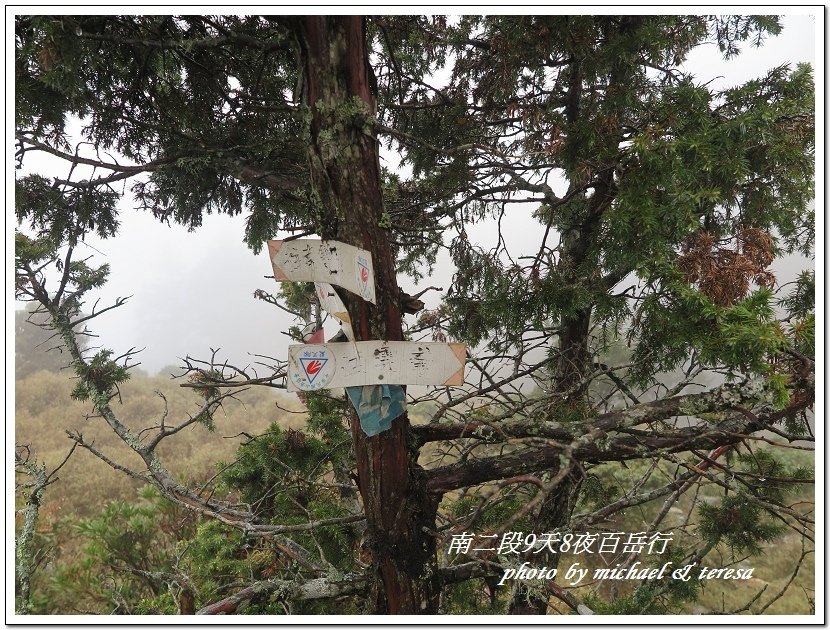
xmin=697 ymin=493 xmax=784 ymax=556
xmin=15 ymin=231 xmax=57 ymax=268
xmin=17 ymin=175 xmax=120 ymax=244
xmin=278 ymin=281 xmax=315 ymax=323
xmin=16 ymin=15 xmax=309 ymax=251
xmin=66 ymin=259 xmax=110 ymax=292
xmin=789 ymin=315 xmax=814 ymax=360
xmin=302 ymin=391 xmax=351 ymax=444
xmin=220 ymin=424 xmax=333 ymax=519
xmin=585 ymin=582 xmax=673 ymax=615
xmin=584 ymin=549 xmax=702 ymax=615
xmin=16 ymin=229 xmax=112 ymax=329
xmin=216 ymin=420 xmax=357 ymax=572
xmin=441 ymin=577 xmax=499 ymax=614
xmin=15 ymin=367 xmax=306 ymax=614
xmin=178 ymin=520 xmax=249 ymax=598
xmin=410 ymin=15 xmax=814 ymax=377
xmin=708 ymin=289 xmax=787 ymax=371
xmin=73 ymin=494 xmax=169 ymax=574
xmin=46 ymin=486 xmax=191 ymax=614
xmin=711 ymin=15 xmax=782 ymax=58
xmin=133 ymin=592 xmax=179 ymax=615
xmin=734 ymin=448 xmax=813 ymax=502
xmin=379 ymin=169 xmax=442 ymax=281
xmin=578 ymin=473 xmax=621 ymax=513
xmin=446 ymin=239 xmax=551 ymax=351
xmin=779 ymin=270 xmax=815 ymax=321
xmin=144 ymin=418 xmax=361 ymax=613
xmin=779 ymin=271 xmax=816 ymax=360
xmin=629 ymin=281 xmax=792 ymax=387
xmin=71 ymin=349 xmax=131 ymax=405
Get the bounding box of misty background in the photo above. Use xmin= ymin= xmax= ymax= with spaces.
xmin=11 ymin=12 xmax=818 ymax=377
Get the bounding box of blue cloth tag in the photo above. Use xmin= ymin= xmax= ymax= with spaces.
xmin=345 ymin=384 xmax=406 ymax=436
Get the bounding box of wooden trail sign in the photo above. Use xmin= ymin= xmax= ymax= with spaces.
xmin=287 ymin=341 xmax=466 ymax=392
xmin=268 ymin=239 xmax=376 ymax=304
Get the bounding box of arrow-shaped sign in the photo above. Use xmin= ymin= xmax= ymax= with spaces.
xmin=268 ymin=239 xmax=376 ymax=304
xmin=286 ymin=341 xmax=467 ymax=392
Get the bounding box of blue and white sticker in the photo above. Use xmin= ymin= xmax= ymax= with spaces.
xmin=289 ymin=345 xmax=336 ymax=391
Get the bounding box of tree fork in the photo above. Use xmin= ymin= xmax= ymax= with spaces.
xmin=297 ymin=16 xmax=440 ymax=614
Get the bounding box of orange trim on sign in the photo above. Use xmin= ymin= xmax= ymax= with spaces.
xmin=444 ymin=343 xmax=467 ymax=386
xmin=267 ymin=240 xmax=288 ymax=281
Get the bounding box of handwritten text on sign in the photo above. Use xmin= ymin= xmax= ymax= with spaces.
xmin=287 ymin=341 xmax=466 ymax=392
xmin=268 ymin=239 xmax=376 ymax=304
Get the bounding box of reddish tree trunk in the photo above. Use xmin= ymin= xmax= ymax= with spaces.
xmin=297 ymin=16 xmax=440 ymax=614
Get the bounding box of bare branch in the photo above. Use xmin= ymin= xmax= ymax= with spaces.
xmin=196 ymin=573 xmax=370 ymax=614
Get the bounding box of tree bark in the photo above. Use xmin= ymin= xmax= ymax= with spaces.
xmin=297 ymin=16 xmax=440 ymax=614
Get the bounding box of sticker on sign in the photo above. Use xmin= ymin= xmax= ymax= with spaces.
xmin=286 ymin=341 xmax=466 ymax=392
xmin=288 ymin=345 xmax=337 ymax=391
xmin=355 ymin=255 xmax=373 ymax=302
xmin=268 ymin=239 xmax=376 ymax=304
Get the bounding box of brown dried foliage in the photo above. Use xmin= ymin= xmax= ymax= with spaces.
xmin=417 ymin=308 xmax=447 ymax=342
xmin=284 ymin=427 xmax=308 ymax=451
xmin=188 ymin=369 xmax=222 ymax=400
xmin=678 ymin=227 xmax=776 ymax=306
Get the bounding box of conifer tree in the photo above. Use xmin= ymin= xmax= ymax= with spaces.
xmin=15 ymin=14 xmax=814 ymax=615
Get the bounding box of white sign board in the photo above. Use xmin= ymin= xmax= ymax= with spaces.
xmin=314 ymin=282 xmax=351 ymax=324
xmin=287 ymin=341 xmax=466 ymax=392
xmin=268 ymin=239 xmax=376 ymax=304
xmin=314 ymin=282 xmax=355 ymax=341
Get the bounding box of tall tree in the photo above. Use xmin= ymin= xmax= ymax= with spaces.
xmin=296 ymin=17 xmax=440 ymax=612
xmin=15 ymin=14 xmax=814 ymax=615
xmin=375 ymin=16 xmax=814 ymax=611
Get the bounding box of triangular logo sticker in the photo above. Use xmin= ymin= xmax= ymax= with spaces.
xmin=300 ymin=357 xmax=328 ymax=384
